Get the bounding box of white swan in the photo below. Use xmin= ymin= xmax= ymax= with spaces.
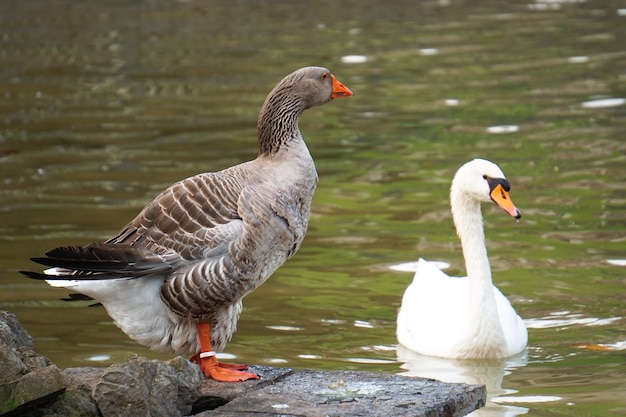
xmin=396 ymin=159 xmax=527 ymax=359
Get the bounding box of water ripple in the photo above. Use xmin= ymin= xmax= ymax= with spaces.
xmin=525 ymin=311 xmax=622 ymax=329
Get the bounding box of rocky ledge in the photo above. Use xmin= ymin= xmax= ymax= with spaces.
xmin=0 ymin=310 xmax=486 ymax=417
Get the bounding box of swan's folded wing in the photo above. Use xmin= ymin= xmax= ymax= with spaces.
xmin=494 ymin=287 xmax=528 ymax=354
xmin=412 ymin=258 xmax=451 ymax=283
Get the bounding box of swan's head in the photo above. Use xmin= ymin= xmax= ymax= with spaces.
xmin=451 ymin=159 xmax=521 ymax=219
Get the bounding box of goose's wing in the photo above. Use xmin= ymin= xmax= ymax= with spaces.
xmin=160 ymin=178 xmax=307 ymax=318
xmin=25 ymin=171 xmax=246 ymax=283
xmin=109 ymin=171 xmax=245 ymax=261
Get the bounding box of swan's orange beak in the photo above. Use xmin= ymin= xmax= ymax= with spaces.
xmin=330 ymin=74 xmax=353 ymax=98
xmin=490 ymin=184 xmax=521 ymax=219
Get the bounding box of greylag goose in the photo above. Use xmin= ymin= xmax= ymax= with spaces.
xmin=396 ymin=159 xmax=527 ymax=359
xmin=22 ymin=66 xmax=353 ymax=382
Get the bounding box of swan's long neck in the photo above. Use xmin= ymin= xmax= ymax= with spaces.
xmin=451 ymin=188 xmax=506 ymax=356
xmin=451 ymin=193 xmax=491 ymax=289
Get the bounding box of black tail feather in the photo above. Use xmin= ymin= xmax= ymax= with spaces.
xmin=60 ymin=293 xmax=101 ymax=307
xmin=61 ymin=293 xmax=94 ymax=302
xmin=31 ymin=256 xmax=132 ymax=273
xmin=19 ymin=270 xmax=49 ymax=280
xmin=25 ymin=242 xmax=174 ymax=279
xmin=21 ymin=268 xmax=129 ymax=281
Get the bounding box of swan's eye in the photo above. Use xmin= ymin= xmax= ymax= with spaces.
xmin=483 ymin=175 xmax=488 ymax=180
xmin=321 ymin=72 xmax=329 ymax=80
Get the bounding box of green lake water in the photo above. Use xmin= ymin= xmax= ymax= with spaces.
xmin=1 ymin=0 xmax=625 ymax=415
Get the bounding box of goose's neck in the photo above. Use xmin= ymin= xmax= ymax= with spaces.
xmin=257 ymin=89 xmax=306 ymax=156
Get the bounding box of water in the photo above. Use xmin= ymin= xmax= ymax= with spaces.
xmin=1 ymin=0 xmax=625 ymax=415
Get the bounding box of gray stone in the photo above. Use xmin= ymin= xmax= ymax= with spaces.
xmin=166 ymin=356 xmax=206 ymax=412
xmin=0 ymin=310 xmax=36 ymax=384
xmin=13 ymin=367 xmax=100 ymax=417
xmin=63 ymin=366 xmax=106 ymax=392
xmin=0 ymin=311 xmax=67 ymax=416
xmin=93 ymin=355 xmax=204 ymax=417
xmin=196 ymin=366 xmax=486 ymax=417
xmin=0 ymin=346 xmax=26 ymax=385
xmin=0 ymin=365 xmax=67 ymax=416
xmin=0 ymin=310 xmax=34 ymax=351
xmin=35 ymin=388 xmax=100 ymax=417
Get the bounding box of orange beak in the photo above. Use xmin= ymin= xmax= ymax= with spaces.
xmin=490 ymin=184 xmax=521 ymax=219
xmin=330 ymin=74 xmax=353 ymax=98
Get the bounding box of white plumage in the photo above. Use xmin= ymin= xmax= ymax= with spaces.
xmin=396 ymin=159 xmax=527 ymax=359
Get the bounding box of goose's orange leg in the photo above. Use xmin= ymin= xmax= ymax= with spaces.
xmin=191 ymin=322 xmax=259 ymax=382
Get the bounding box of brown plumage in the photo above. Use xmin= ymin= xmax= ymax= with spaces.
xmin=22 ymin=66 xmax=353 ymax=381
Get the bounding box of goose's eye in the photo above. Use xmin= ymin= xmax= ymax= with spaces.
xmin=321 ymin=72 xmax=329 ymax=80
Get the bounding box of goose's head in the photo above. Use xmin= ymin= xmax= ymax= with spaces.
xmin=268 ymin=66 xmax=353 ymax=110
xmin=451 ymin=159 xmax=521 ymax=219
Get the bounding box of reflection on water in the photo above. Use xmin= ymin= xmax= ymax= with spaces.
xmin=398 ymin=345 xmax=532 ymax=417
xmin=525 ymin=311 xmax=622 ymax=329
xmin=581 ymin=98 xmax=626 ymax=109
xmin=1 ymin=0 xmax=626 ymax=416
xmin=607 ymin=259 xmax=626 ymax=266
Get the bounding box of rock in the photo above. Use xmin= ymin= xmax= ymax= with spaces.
xmin=62 ymin=367 xmax=105 ymax=392
xmin=0 ymin=311 xmax=67 ymax=416
xmin=0 ymin=310 xmax=34 ymax=352
xmin=195 ymin=366 xmax=486 ymax=417
xmin=7 ymin=367 xmax=100 ymax=417
xmin=192 ymin=366 xmax=293 ymax=413
xmin=0 ymin=365 xmax=67 ymax=416
xmin=93 ymin=356 xmax=203 ymax=417
xmin=166 ymin=356 xmax=206 ymax=412
xmin=35 ymin=386 xmax=100 ymax=417
xmin=0 ymin=310 xmax=37 ymax=384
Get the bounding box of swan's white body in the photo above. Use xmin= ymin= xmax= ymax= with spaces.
xmin=396 ymin=159 xmax=527 ymax=359
xmin=397 ymin=259 xmax=527 ymax=358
